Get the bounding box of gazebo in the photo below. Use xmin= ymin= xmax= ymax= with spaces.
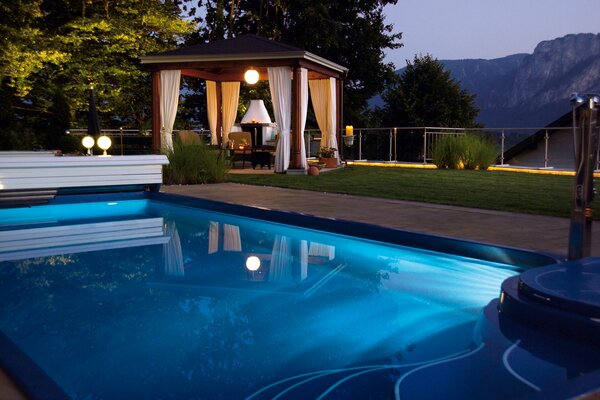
xmin=140 ymin=35 xmax=348 ymax=173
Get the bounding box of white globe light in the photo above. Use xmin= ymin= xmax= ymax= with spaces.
xmin=82 ymin=136 xmax=95 ymax=149
xmin=97 ymin=135 xmax=112 ymax=156
xmin=97 ymin=135 xmax=111 ymax=150
xmin=245 ymin=256 xmax=261 ymax=271
xmin=244 ymin=68 xmax=259 ymax=85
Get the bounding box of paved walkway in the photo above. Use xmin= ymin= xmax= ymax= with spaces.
xmin=162 ymin=183 xmax=600 ymax=258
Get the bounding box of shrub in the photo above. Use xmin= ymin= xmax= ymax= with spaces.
xmin=431 ymin=135 xmax=463 ymax=169
xmin=432 ymin=134 xmax=497 ymax=170
xmin=163 ymin=139 xmax=230 ymax=184
xmin=462 ymin=134 xmax=497 ymax=170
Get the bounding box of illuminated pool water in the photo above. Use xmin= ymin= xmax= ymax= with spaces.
xmin=0 ymin=195 xmax=554 ymax=399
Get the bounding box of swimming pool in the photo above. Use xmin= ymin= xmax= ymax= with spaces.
xmin=0 ymin=192 xmax=586 ymax=399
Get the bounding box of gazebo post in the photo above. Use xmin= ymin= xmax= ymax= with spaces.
xmin=216 ymin=81 xmax=223 ymax=147
xmin=151 ymin=70 xmax=161 ymax=153
xmin=289 ymin=66 xmax=302 ymax=170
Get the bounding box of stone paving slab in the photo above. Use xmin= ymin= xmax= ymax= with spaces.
xmin=162 ymin=183 xmax=600 ymax=258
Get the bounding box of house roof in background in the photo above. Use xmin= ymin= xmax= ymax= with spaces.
xmin=503 ymin=108 xmax=575 ymax=161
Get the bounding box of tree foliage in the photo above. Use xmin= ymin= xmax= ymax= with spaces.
xmin=0 ymin=0 xmax=193 ymax=150
xmin=381 ymin=55 xmax=480 ymax=128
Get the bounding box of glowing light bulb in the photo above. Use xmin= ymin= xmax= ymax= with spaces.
xmin=97 ymin=135 xmax=112 ymax=156
xmin=245 ymin=256 xmax=261 ymax=271
xmin=82 ymin=136 xmax=95 ymax=155
xmin=244 ymin=68 xmax=259 ymax=85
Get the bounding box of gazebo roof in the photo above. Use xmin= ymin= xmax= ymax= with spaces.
xmin=140 ymin=34 xmax=348 ymax=80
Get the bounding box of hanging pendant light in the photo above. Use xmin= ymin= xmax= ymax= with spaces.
xmin=244 ymin=67 xmax=259 ymax=84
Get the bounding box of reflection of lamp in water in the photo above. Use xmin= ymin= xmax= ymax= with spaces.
xmin=97 ymin=135 xmax=112 ymax=156
xmin=245 ymin=256 xmax=261 ymax=271
xmin=82 ymin=136 xmax=95 ymax=155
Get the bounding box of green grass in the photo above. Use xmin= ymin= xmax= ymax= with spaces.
xmin=226 ymin=166 xmax=600 ymax=219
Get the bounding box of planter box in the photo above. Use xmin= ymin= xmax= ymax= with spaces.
xmin=319 ymin=157 xmax=337 ymax=168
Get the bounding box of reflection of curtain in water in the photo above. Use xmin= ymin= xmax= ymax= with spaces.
xmin=309 ymin=242 xmax=335 ymax=260
xmin=163 ymin=222 xmax=184 ymax=276
xmin=223 ymin=224 xmax=241 ymax=251
xmin=208 ymin=221 xmax=219 ymax=254
xmin=208 ymin=222 xmax=242 ymax=253
xmin=269 ymin=237 xmax=308 ymax=282
xmin=300 ymin=240 xmax=308 ymax=281
xmin=269 ymin=235 xmax=292 ymax=282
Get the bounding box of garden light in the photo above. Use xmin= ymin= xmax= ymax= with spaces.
xmin=82 ymin=136 xmax=95 ymax=155
xmin=97 ymin=135 xmax=112 ymax=156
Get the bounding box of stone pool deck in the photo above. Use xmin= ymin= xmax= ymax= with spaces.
xmin=161 ymin=183 xmax=600 ymax=258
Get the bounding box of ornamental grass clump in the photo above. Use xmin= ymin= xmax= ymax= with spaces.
xmin=163 ymin=139 xmax=230 ymax=184
xmin=432 ymin=134 xmax=497 ymax=170
xmin=431 ymin=135 xmax=464 ymax=169
xmin=462 ymin=134 xmax=498 ymax=170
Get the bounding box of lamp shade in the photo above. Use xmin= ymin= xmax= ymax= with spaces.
xmin=241 ymin=100 xmax=272 ymax=124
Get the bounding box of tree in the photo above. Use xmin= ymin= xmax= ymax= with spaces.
xmin=0 ymin=0 xmax=193 ymax=150
xmin=50 ymin=0 xmax=194 ymax=128
xmin=381 ymin=55 xmax=480 ymax=128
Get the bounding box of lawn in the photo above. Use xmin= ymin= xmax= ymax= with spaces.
xmin=226 ymin=166 xmax=600 ymax=219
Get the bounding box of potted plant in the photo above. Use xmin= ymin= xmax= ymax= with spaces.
xmin=317 ymin=147 xmax=337 ymax=168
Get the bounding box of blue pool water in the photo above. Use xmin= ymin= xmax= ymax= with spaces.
xmin=0 ymin=197 xmax=542 ymax=399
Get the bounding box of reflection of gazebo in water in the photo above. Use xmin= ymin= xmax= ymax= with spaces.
xmin=140 ymin=34 xmax=348 ymax=173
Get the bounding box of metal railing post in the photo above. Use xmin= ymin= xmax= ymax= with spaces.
xmin=358 ymin=130 xmax=363 ymax=160
xmin=500 ymin=129 xmax=505 ymax=165
xmin=422 ymin=128 xmax=428 ymax=164
xmin=388 ymin=129 xmax=393 ymax=162
xmin=119 ymin=127 xmax=124 ymax=156
xmin=544 ymin=129 xmax=549 ymax=168
xmin=393 ymin=127 xmax=397 ymax=162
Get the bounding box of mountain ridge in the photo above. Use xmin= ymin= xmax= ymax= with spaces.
xmin=376 ymin=33 xmax=600 ymax=128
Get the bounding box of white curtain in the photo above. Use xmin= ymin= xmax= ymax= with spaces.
xmin=269 ymin=235 xmax=293 ymax=282
xmin=299 ymin=68 xmax=309 ymax=169
xmin=222 ymin=82 xmax=240 ymax=140
xmin=328 ymin=78 xmax=339 ymax=160
xmin=206 ymin=81 xmax=218 ymax=145
xmin=163 ymin=222 xmax=184 ymax=276
xmin=268 ymin=67 xmax=292 ymax=172
xmin=309 ymin=78 xmax=339 ymax=161
xmin=160 ymin=70 xmax=181 ymax=152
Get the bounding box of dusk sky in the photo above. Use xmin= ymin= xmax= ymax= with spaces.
xmin=384 ymin=0 xmax=600 ymax=67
